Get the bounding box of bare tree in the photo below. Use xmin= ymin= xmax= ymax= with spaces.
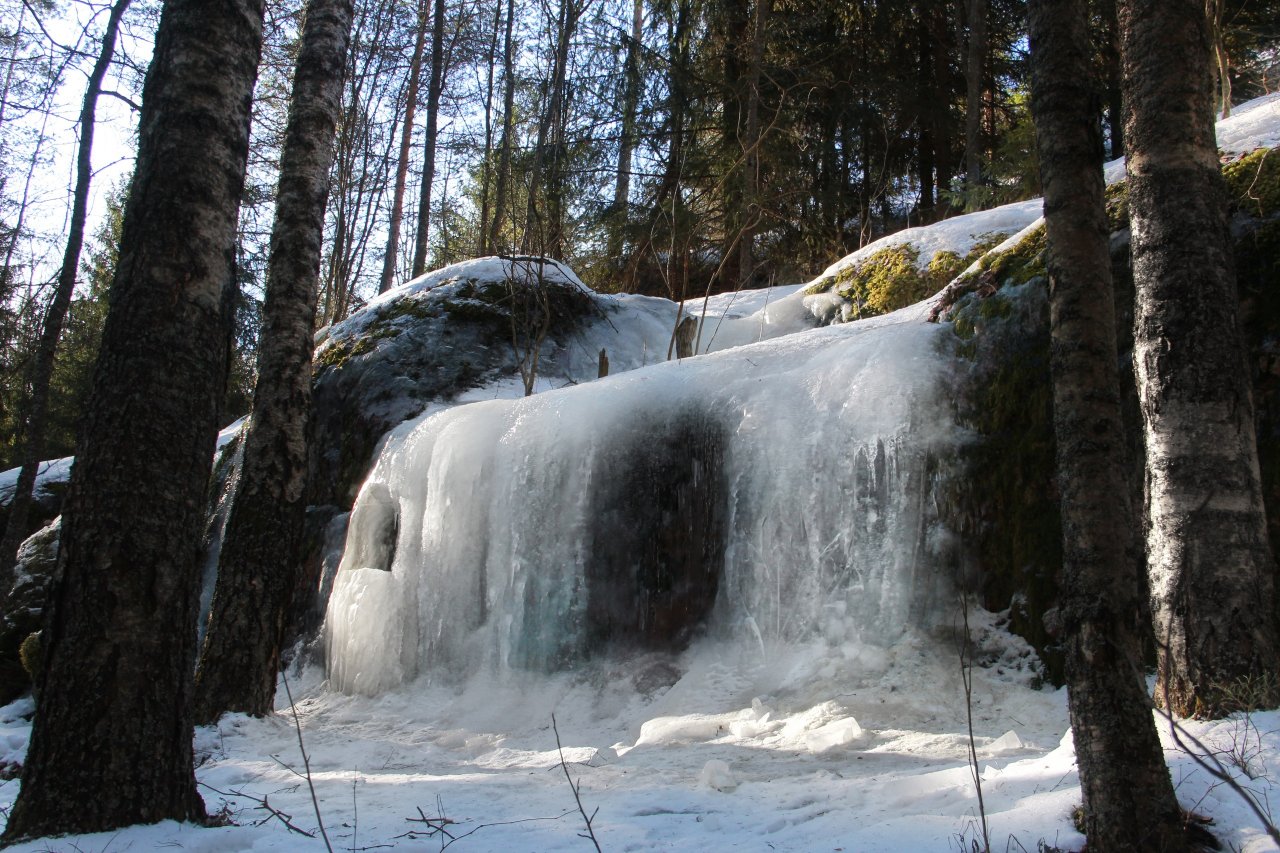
xmin=0 ymin=0 xmax=132 ymax=583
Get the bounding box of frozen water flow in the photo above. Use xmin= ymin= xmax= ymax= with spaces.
xmin=327 ymin=305 xmax=959 ymax=693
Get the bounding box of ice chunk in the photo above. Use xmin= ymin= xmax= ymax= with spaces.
xmin=987 ymin=730 xmax=1025 ymax=754
xmin=699 ymin=759 xmax=738 ymax=792
xmin=804 ymin=717 xmax=864 ymax=753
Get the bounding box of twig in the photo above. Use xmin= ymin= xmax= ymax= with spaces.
xmin=1158 ymin=709 xmax=1280 ymax=847
xmin=198 ymin=782 xmax=315 ymax=838
xmin=398 ymin=803 xmax=575 ymax=850
xmin=959 ymin=595 xmax=992 ymax=853
xmin=552 ymin=713 xmax=603 ymax=851
xmin=282 ymin=670 xmax=335 ymax=853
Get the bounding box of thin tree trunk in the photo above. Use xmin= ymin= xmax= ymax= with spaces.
xmin=608 ymin=0 xmax=643 ymax=266
xmin=378 ymin=0 xmax=427 ymax=293
xmin=736 ymin=0 xmax=770 ymax=290
xmin=1205 ymin=0 xmax=1230 ymax=117
xmin=488 ymin=0 xmax=516 ymax=253
xmin=1121 ymin=0 xmax=1280 ymax=718
xmin=411 ymin=0 xmax=447 ymax=277
xmin=477 ymin=0 xmax=502 ymax=255
xmin=194 ymin=0 xmax=352 ymax=723
xmin=523 ymin=0 xmax=578 ymax=257
xmin=1027 ymin=1 xmax=1188 ymax=848
xmin=1099 ymin=0 xmax=1124 ymax=156
xmin=964 ymin=0 xmax=987 ymax=200
xmin=0 ymin=0 xmax=131 ymax=584
xmin=1 ymin=0 xmax=265 ymax=839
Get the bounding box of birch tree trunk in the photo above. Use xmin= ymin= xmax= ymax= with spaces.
xmin=1027 ymin=0 xmax=1188 ymax=848
xmin=1121 ymin=0 xmax=1280 ymax=717
xmin=194 ymin=0 xmax=352 ymax=723
xmin=1 ymin=0 xmax=265 ymax=838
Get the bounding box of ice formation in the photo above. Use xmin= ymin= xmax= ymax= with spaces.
xmin=326 ymin=302 xmax=960 ymax=694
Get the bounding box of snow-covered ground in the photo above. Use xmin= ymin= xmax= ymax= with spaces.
xmin=1 ymin=95 xmax=1279 ymax=853
xmin=2 ymin=631 xmax=1280 ymax=852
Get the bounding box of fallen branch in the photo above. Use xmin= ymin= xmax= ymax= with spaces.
xmin=199 ymin=781 xmax=315 ymax=838
xmin=396 ymin=796 xmax=575 ymax=850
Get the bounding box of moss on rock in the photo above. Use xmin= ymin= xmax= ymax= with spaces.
xmin=1224 ymin=147 xmax=1280 ymax=217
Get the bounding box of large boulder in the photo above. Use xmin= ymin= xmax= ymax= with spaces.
xmin=0 ymin=518 xmax=60 ymax=703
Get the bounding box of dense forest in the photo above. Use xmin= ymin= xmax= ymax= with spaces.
xmin=2 ymin=0 xmax=1280 ymax=848
xmin=3 ymin=0 xmax=1277 ymax=469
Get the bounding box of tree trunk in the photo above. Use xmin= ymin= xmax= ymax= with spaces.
xmin=608 ymin=0 xmax=643 ymax=268
xmin=194 ymin=0 xmax=352 ymax=724
xmin=0 ymin=0 xmax=131 ymax=584
xmin=477 ymin=0 xmax=502 ymax=256
xmin=411 ymin=0 xmax=447 ymax=277
xmin=522 ymin=0 xmax=579 ymax=258
xmin=1120 ymin=0 xmax=1280 ymax=718
xmin=378 ymin=0 xmax=427 ymax=293
xmin=1205 ymin=0 xmax=1231 ymax=118
xmin=963 ymin=0 xmax=987 ymax=201
xmin=1027 ymin=1 xmax=1189 ymax=848
xmin=1 ymin=0 xmax=265 ymax=840
xmin=487 ymin=0 xmax=516 ymax=253
xmin=1098 ymin=0 xmax=1124 ymax=156
xmin=736 ymin=0 xmax=770 ymax=291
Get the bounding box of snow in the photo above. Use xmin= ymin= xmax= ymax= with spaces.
xmin=4 ymin=96 xmax=1280 ymax=852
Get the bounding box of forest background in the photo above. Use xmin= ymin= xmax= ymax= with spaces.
xmin=4 ymin=0 xmax=1276 ymax=472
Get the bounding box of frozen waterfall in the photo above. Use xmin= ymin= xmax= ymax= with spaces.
xmin=326 ymin=306 xmax=960 ymax=694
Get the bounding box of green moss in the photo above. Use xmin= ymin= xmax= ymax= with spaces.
xmin=1224 ymin=147 xmax=1280 ymax=217
xmin=966 ymin=231 xmax=1011 ymax=262
xmin=944 ymin=286 xmax=1063 ymax=682
xmin=19 ymin=631 xmax=41 ymax=681
xmin=1105 ymin=180 xmax=1130 ymax=233
xmin=315 ymin=335 xmax=376 ymax=371
xmin=976 ymin=224 xmax=1047 ymax=286
xmin=926 ymin=250 xmax=965 ymax=285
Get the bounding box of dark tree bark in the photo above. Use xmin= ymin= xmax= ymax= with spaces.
xmin=1097 ymin=0 xmax=1124 ymax=156
xmin=963 ymin=0 xmax=987 ymax=199
xmin=0 ymin=0 xmax=131 ymax=583
xmin=379 ymin=0 xmax=427 ymax=294
xmin=522 ymin=0 xmax=580 ymax=259
xmin=736 ymin=0 xmax=770 ymax=291
xmin=1 ymin=0 xmax=265 ymax=840
xmin=477 ymin=0 xmax=503 ymax=256
xmin=1120 ymin=0 xmax=1280 ymax=718
xmin=410 ymin=0 xmax=447 ymax=277
xmin=608 ymin=0 xmax=643 ymax=267
xmin=194 ymin=0 xmax=352 ymax=723
xmin=487 ymin=0 xmax=516 ymax=254
xmin=1027 ymin=1 xmax=1188 ymax=848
